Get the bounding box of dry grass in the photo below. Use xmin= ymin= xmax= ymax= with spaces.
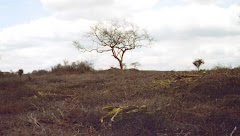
xmin=0 ymin=68 xmax=239 ymax=135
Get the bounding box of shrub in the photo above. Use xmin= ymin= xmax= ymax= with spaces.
xmin=212 ymin=64 xmax=232 ymax=70
xmin=0 ymin=71 xmax=17 ymax=78
xmin=0 ymin=71 xmax=3 ymax=77
xmin=32 ymin=69 xmax=49 ymax=75
xmin=51 ymin=61 xmax=94 ymax=74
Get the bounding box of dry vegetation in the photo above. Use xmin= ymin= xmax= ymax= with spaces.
xmin=0 ymin=65 xmax=240 ymax=135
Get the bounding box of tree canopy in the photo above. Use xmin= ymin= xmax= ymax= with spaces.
xmin=193 ymin=59 xmax=205 ymax=71
xmin=74 ymin=20 xmax=152 ymax=70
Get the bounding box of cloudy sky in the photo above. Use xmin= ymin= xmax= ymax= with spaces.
xmin=1 ymin=0 xmax=240 ymax=72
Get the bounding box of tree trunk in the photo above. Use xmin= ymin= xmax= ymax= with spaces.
xmin=119 ymin=60 xmax=123 ymax=70
xmin=119 ymin=51 xmax=126 ymax=70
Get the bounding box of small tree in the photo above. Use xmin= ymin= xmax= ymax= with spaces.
xmin=193 ymin=59 xmax=205 ymax=71
xmin=130 ymin=62 xmax=141 ymax=69
xmin=18 ymin=69 xmax=24 ymax=78
xmin=73 ymin=19 xmax=152 ymax=70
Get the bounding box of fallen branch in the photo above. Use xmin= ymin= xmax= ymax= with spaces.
xmin=230 ymin=126 xmax=237 ymax=136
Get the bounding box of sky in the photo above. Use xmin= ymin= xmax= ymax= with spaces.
xmin=1 ymin=0 xmax=240 ymax=72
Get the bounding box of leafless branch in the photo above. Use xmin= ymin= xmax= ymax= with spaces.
xmin=74 ymin=19 xmax=152 ymax=69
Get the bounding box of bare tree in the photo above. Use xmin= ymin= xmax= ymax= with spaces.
xmin=193 ymin=59 xmax=205 ymax=71
xmin=73 ymin=20 xmax=152 ymax=70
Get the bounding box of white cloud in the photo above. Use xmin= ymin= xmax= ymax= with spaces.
xmin=40 ymin=0 xmax=158 ymax=20
xmin=182 ymin=0 xmax=240 ymax=5
xmin=182 ymin=0 xmax=222 ymax=4
xmin=1 ymin=1 xmax=240 ymax=72
xmin=131 ymin=4 xmax=240 ymax=38
xmin=0 ymin=17 xmax=95 ymax=72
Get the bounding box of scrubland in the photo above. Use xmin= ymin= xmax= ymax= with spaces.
xmin=0 ymin=66 xmax=239 ymax=135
